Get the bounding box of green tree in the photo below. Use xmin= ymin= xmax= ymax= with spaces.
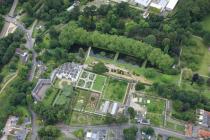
xmin=92 ymin=62 xmax=108 ymax=74
xmin=141 ymin=126 xmax=154 ymax=136
xmin=123 ymin=126 xmax=138 ymax=140
xmin=135 ymin=83 xmax=145 ymax=91
xmin=144 ymin=34 xmax=157 ymax=46
xmin=38 ymin=125 xmax=61 ymax=139
xmin=127 ymin=107 xmax=136 ymax=119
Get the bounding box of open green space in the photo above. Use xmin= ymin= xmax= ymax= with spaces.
xmin=43 ymin=88 xmax=59 ymax=106
xmin=146 ymin=113 xmax=164 ymax=127
xmin=62 ymin=85 xmax=73 ymax=97
xmin=70 ymin=111 xmax=105 ymax=126
xmin=193 ymin=36 xmax=210 ymax=75
xmin=91 ymin=75 xmax=107 ymax=92
xmin=166 ymin=120 xmax=185 ymax=132
xmin=201 ymin=15 xmax=210 ymax=32
xmin=103 ymin=78 xmax=128 ymax=102
xmin=145 ymin=98 xmax=165 ymax=114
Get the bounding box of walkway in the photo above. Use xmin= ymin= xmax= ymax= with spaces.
xmin=0 ymin=72 xmax=18 ymax=94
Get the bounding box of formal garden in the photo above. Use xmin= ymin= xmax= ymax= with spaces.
xmin=76 ymin=70 xmax=107 ymax=93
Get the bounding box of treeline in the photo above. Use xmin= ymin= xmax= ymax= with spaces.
xmin=59 ymin=22 xmax=174 ymax=71
xmin=0 ymin=30 xmax=24 ymax=70
xmin=0 ymin=65 xmax=33 ymax=136
xmin=21 ymin=0 xmax=75 ymax=27
xmin=0 ymin=16 xmax=4 ymax=31
xmin=0 ymin=0 xmax=13 ymax=14
xmin=153 ymin=83 xmax=210 ymax=122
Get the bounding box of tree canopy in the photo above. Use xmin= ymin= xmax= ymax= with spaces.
xmin=59 ymin=22 xmax=174 ymax=71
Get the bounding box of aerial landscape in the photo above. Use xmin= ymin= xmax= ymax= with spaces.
xmin=0 ymin=0 xmax=210 ymax=140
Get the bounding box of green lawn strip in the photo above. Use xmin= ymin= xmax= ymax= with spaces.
xmin=91 ymin=75 xmax=106 ymax=92
xmin=175 ymin=124 xmax=185 ymax=132
xmin=146 ymin=113 xmax=164 ymax=127
xmin=43 ymin=88 xmax=59 ymax=106
xmin=166 ymin=120 xmax=175 ymax=130
xmin=55 ymin=95 xmax=68 ymax=105
xmin=201 ymin=15 xmax=210 ymax=32
xmin=62 ymin=85 xmax=73 ymax=97
xmin=70 ymin=111 xmax=105 ymax=126
xmin=103 ymin=78 xmax=128 ymax=102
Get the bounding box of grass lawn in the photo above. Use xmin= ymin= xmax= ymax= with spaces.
xmin=103 ymin=78 xmax=128 ymax=102
xmin=70 ymin=111 xmax=105 ymax=126
xmin=91 ymin=75 xmax=107 ymax=92
xmin=43 ymin=88 xmax=59 ymax=106
xmin=201 ymin=15 xmax=210 ymax=32
xmin=196 ymin=37 xmax=210 ymax=75
xmin=146 ymin=113 xmax=164 ymax=127
xmin=145 ymin=98 xmax=165 ymax=114
xmin=62 ymin=85 xmax=73 ymax=97
xmin=55 ymin=94 xmax=67 ymax=105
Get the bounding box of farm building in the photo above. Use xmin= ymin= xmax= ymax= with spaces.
xmin=32 ymin=79 xmax=51 ymax=101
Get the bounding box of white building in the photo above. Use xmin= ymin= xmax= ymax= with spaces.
xmin=134 ymin=0 xmax=152 ymax=7
xmin=150 ymin=0 xmax=168 ymax=11
xmin=55 ymin=62 xmax=83 ymax=82
xmin=110 ymin=102 xmax=118 ymax=115
xmin=166 ymin=0 xmax=179 ymax=11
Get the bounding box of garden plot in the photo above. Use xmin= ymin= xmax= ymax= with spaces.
xmin=103 ymin=78 xmax=128 ymax=103
xmin=76 ymin=70 xmax=107 ymax=93
xmin=74 ymin=89 xmax=100 ymax=112
xmin=133 ymin=95 xmax=166 ymax=127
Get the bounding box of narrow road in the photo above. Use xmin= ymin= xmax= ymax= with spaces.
xmin=0 ymin=0 xmax=18 ymax=38
xmin=57 ymin=123 xmax=192 ymax=140
xmin=0 ymin=72 xmax=18 ymax=94
xmin=8 ymin=0 xmax=18 ymax=17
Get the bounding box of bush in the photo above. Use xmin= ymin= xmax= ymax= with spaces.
xmin=144 ymin=68 xmax=158 ymax=78
xmin=92 ymin=62 xmax=108 ymax=74
xmin=135 ymin=83 xmax=145 ymax=91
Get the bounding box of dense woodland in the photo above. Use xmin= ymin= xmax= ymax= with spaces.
xmin=0 ymin=30 xmax=25 ymax=70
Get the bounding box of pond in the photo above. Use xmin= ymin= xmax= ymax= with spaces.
xmin=117 ymin=53 xmax=144 ymax=67
xmin=90 ymin=47 xmax=116 ymax=60
xmin=68 ymin=44 xmax=89 ymax=53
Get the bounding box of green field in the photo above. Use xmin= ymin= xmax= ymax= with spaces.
xmin=62 ymin=85 xmax=73 ymax=97
xmin=91 ymin=75 xmax=106 ymax=92
xmin=201 ymin=15 xmax=210 ymax=32
xmin=104 ymin=78 xmax=128 ymax=102
xmin=145 ymin=98 xmax=165 ymax=114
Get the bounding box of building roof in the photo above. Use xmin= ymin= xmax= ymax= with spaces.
xmin=110 ymin=102 xmax=118 ymax=115
xmin=134 ymin=0 xmax=152 ymax=7
xmin=150 ymin=0 xmax=168 ymax=10
xmin=166 ymin=0 xmax=179 ymax=10
xmin=198 ymin=129 xmax=210 ymax=138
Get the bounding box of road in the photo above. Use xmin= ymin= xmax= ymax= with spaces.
xmin=57 ymin=123 xmax=194 ymax=140
xmin=0 ymin=0 xmax=18 ymax=38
